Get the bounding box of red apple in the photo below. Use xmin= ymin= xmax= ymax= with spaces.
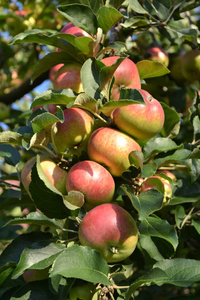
xmin=32 ymin=104 xmax=57 ymax=114
xmin=53 ymin=107 xmax=94 ymax=155
xmin=21 ymin=155 xmax=67 ymax=195
xmin=78 ymin=203 xmax=138 ymax=262
xmin=66 ymin=160 xmax=115 ymax=211
xmin=182 ymin=49 xmax=200 ymax=82
xmin=101 ymin=56 xmax=141 ymax=100
xmin=60 ymin=22 xmax=91 ymax=38
xmin=51 ymin=63 xmax=83 ymax=93
xmin=88 ymin=127 xmax=141 ymax=177
xmin=146 ymin=47 xmax=169 ymax=67
xmin=112 ymin=89 xmax=165 ymax=140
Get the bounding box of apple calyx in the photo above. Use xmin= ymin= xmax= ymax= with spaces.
xmin=110 ymin=246 xmax=119 ymax=254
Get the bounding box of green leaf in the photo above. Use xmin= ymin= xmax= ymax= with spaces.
xmin=4 ymin=211 xmax=63 ymax=229
xmin=105 ymin=0 xmax=125 ymax=10
xmin=57 ymin=4 xmax=98 ymax=36
xmin=136 ymin=60 xmax=170 ymax=79
xmin=169 ymin=196 xmax=200 ymax=206
xmin=125 ymin=0 xmax=148 ymax=14
xmin=118 ymin=184 xmax=163 ymax=221
xmin=30 ymin=90 xmax=76 ymax=109
xmin=139 ymin=215 xmax=178 ymax=251
xmin=0 ymin=232 xmax=53 ymax=267
xmin=126 ymin=258 xmax=200 ymax=299
xmin=153 ymin=149 xmax=191 ymax=168
xmin=143 ymin=137 xmax=182 ymax=160
xmin=192 ymin=219 xmax=200 ymax=235
xmin=161 ymin=102 xmax=181 ymax=138
xmin=74 ymin=93 xmax=98 ymax=113
xmin=31 ymin=111 xmax=62 ymax=133
xmin=11 ymin=241 xmax=64 ymax=279
xmin=123 ymin=16 xmax=150 ymax=28
xmin=175 ymin=205 xmax=186 ymax=229
xmin=63 ymin=191 xmax=85 ymax=210
xmin=98 ymin=6 xmax=123 ymax=34
xmin=0 ymin=131 xmax=22 ymax=145
xmin=29 ymin=156 xmax=69 ymax=219
xmin=50 ymin=244 xmax=110 ymax=285
xmin=0 ymin=145 xmax=21 ymax=166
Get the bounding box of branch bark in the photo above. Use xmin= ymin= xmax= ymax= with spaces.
xmin=0 ymin=71 xmax=50 ymax=105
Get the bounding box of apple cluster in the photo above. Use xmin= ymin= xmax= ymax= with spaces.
xmin=21 ymin=23 xmax=177 ymax=264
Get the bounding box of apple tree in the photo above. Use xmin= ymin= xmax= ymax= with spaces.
xmin=1 ymin=0 xmax=200 ymax=299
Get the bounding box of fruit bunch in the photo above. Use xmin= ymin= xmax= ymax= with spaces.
xmin=19 ymin=23 xmax=178 ymax=269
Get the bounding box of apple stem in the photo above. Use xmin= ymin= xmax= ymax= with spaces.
xmin=110 ymin=246 xmax=118 ymax=254
xmin=94 ymin=112 xmax=110 ymax=124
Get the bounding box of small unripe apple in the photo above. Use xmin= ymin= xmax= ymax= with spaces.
xmin=88 ymin=127 xmax=141 ymax=177
xmin=182 ymin=49 xmax=200 ymax=82
xmin=146 ymin=47 xmax=169 ymax=67
xmin=101 ymin=56 xmax=141 ymax=100
xmin=112 ymin=89 xmax=165 ymax=140
xmin=69 ymin=282 xmax=95 ymax=300
xmin=53 ymin=107 xmax=94 ymax=155
xmin=66 ymin=160 xmax=115 ymax=211
xmin=169 ymin=54 xmax=186 ymax=84
xmin=21 ymin=155 xmax=67 ymax=195
xmin=0 ymin=103 xmax=10 ymax=121
xmin=79 ymin=203 xmax=138 ymax=263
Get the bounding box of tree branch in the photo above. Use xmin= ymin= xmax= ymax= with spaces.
xmin=0 ymin=71 xmax=50 ymax=105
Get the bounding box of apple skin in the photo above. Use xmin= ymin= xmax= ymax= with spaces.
xmin=182 ymin=50 xmax=200 ymax=82
xmin=53 ymin=107 xmax=94 ymax=155
xmin=60 ymin=22 xmax=91 ymax=38
xmin=169 ymin=54 xmax=186 ymax=84
xmin=21 ymin=155 xmax=67 ymax=195
xmin=23 ymin=268 xmax=49 ymax=283
xmin=146 ymin=47 xmax=169 ymax=67
xmin=69 ymin=282 xmax=94 ymax=300
xmin=87 ymin=127 xmax=141 ymax=177
xmin=78 ymin=203 xmax=138 ymax=263
xmin=32 ymin=104 xmax=57 ymax=114
xmin=66 ymin=160 xmax=115 ymax=211
xmin=0 ymin=102 xmax=10 ymax=121
xmin=112 ymin=89 xmax=165 ymax=140
xmin=101 ymin=56 xmax=141 ymax=100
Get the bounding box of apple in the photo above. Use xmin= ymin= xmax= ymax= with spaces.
xmin=69 ymin=282 xmax=95 ymax=300
xmin=140 ymin=170 xmax=175 ymax=203
xmin=53 ymin=107 xmax=94 ymax=155
xmin=51 ymin=63 xmax=83 ymax=93
xmin=66 ymin=160 xmax=115 ymax=211
xmin=60 ymin=22 xmax=91 ymax=38
xmin=0 ymin=103 xmax=10 ymax=121
xmin=169 ymin=54 xmax=186 ymax=84
xmin=87 ymin=127 xmax=141 ymax=177
xmin=146 ymin=47 xmax=169 ymax=67
xmin=101 ymin=56 xmax=141 ymax=100
xmin=21 ymin=155 xmax=67 ymax=195
xmin=32 ymin=104 xmax=57 ymax=114
xmin=23 ymin=268 xmax=49 ymax=283
xmin=182 ymin=49 xmax=200 ymax=82
xmin=112 ymin=89 xmax=165 ymax=140
xmin=78 ymin=203 xmax=138 ymax=263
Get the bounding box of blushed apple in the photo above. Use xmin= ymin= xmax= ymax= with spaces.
xmin=88 ymin=127 xmax=141 ymax=177
xmin=53 ymin=107 xmax=94 ymax=155
xmin=60 ymin=22 xmax=91 ymax=38
xmin=66 ymin=160 xmax=115 ymax=211
xmin=112 ymin=89 xmax=165 ymax=140
xmin=101 ymin=56 xmax=141 ymax=100
xmin=78 ymin=203 xmax=138 ymax=263
xmin=21 ymin=155 xmax=67 ymax=195
xmin=146 ymin=47 xmax=169 ymax=67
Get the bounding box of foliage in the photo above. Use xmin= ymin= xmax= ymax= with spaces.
xmin=0 ymin=0 xmax=200 ymax=299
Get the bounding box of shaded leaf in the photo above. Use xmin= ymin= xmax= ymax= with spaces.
xmin=0 ymin=145 xmax=21 ymax=166
xmin=0 ymin=132 xmax=22 ymax=145
xmin=98 ymin=6 xmax=123 ymax=34
xmin=136 ymin=60 xmax=170 ymax=79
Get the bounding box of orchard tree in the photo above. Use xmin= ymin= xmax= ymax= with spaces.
xmin=1 ymin=0 xmax=200 ymax=299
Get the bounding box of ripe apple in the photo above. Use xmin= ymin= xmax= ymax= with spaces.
xmin=101 ymin=56 xmax=141 ymax=100
xmin=51 ymin=63 xmax=83 ymax=93
xmin=87 ymin=127 xmax=141 ymax=177
xmin=112 ymin=89 xmax=165 ymax=140
xmin=32 ymin=104 xmax=57 ymax=114
xmin=21 ymin=155 xmax=67 ymax=195
xmin=66 ymin=160 xmax=115 ymax=211
xmin=0 ymin=102 xmax=10 ymax=121
xmin=23 ymin=268 xmax=49 ymax=283
xmin=182 ymin=49 xmax=200 ymax=82
xmin=53 ymin=107 xmax=94 ymax=155
xmin=78 ymin=203 xmax=138 ymax=263
xmin=60 ymin=22 xmax=91 ymax=38
xmin=69 ymin=282 xmax=95 ymax=300
xmin=146 ymin=47 xmax=169 ymax=67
